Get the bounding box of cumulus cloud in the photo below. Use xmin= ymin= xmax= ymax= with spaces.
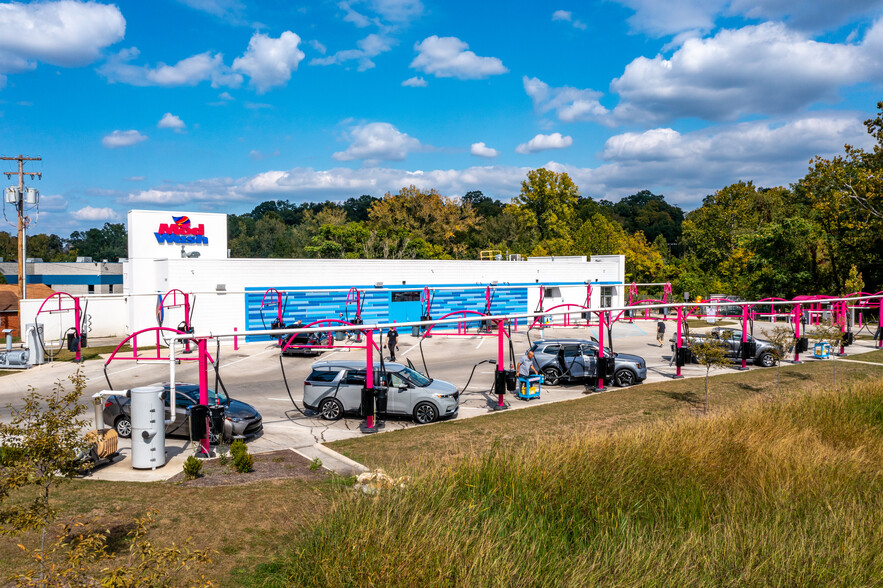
xmin=310 ymin=34 xmax=393 ymax=71
xmin=158 ymin=112 xmax=186 ymax=131
xmin=612 ymin=0 xmax=883 ymax=36
xmin=371 ymin=0 xmax=424 ymax=23
xmin=402 ymin=76 xmax=427 ymax=86
xmin=72 ymin=206 xmax=118 ymax=221
xmin=411 ymin=36 xmax=508 ymax=80
xmin=333 ymin=122 xmax=422 ymax=163
xmin=551 ymin=9 xmax=586 ymax=29
xmin=232 ymin=31 xmax=305 ymax=93
xmin=0 ymin=1 xmax=125 ymax=75
xmin=523 ymin=76 xmax=610 ymax=124
xmin=515 ymin=133 xmax=573 ymax=154
xmin=610 ymin=21 xmax=883 ymax=123
xmin=99 ymin=47 xmax=242 ymax=88
xmin=102 ymin=130 xmax=147 ymax=148
xmin=470 ymin=142 xmax=499 ymax=158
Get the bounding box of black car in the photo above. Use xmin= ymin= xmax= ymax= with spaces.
xmin=102 ymin=383 xmax=262 ymax=443
xmin=281 ymin=329 xmax=330 ymax=357
xmin=669 ymin=327 xmax=781 ymax=367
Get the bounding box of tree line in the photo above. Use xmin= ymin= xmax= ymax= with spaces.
xmin=2 ymin=102 xmax=881 ymax=298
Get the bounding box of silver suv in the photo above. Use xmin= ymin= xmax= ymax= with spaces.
xmin=303 ymin=360 xmax=459 ymax=424
xmin=528 ymin=339 xmax=647 ymax=387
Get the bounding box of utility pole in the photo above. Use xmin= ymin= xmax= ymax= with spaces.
xmin=2 ymin=155 xmax=41 ymax=299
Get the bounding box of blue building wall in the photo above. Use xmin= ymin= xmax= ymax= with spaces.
xmin=244 ymin=283 xmax=539 ymax=342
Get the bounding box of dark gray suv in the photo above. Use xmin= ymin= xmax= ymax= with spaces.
xmin=670 ymin=327 xmax=781 ymax=367
xmin=528 ymin=339 xmax=647 ymax=387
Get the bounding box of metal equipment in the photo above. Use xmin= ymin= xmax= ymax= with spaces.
xmin=129 ymin=385 xmax=167 ymax=470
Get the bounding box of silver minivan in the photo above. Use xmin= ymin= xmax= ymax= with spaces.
xmin=303 ymin=360 xmax=459 ymax=424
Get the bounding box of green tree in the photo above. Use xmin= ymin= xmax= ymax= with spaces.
xmin=608 ymin=190 xmax=685 ymax=244
xmin=343 ymin=195 xmax=380 ymax=222
xmin=686 ymin=336 xmax=730 ymax=414
xmin=66 ymin=223 xmax=127 ymax=261
xmin=513 ymin=168 xmax=579 ymax=246
xmin=368 ymin=186 xmax=478 ymax=258
xmin=0 ymin=231 xmax=16 ymax=261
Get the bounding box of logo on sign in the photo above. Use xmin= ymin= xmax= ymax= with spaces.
xmin=154 ymin=215 xmax=209 ymax=245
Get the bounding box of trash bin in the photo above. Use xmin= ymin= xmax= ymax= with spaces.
xmin=412 ymin=325 xmax=420 ymax=337
xmin=189 ymin=405 xmax=208 ymax=439
xmin=813 ymin=342 xmax=832 ymax=359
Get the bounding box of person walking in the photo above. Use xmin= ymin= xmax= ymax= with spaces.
xmin=656 ymin=320 xmax=666 ymax=346
xmin=387 ymin=325 xmax=399 ymax=361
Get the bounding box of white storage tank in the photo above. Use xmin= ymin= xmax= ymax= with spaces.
xmin=26 ymin=324 xmax=44 ymax=366
xmin=130 ymin=385 xmax=166 ymax=470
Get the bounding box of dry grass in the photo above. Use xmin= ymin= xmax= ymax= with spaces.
xmin=251 ymin=379 xmax=883 ymax=587
xmin=329 ymin=349 xmax=883 ymax=473
xmin=0 ymin=476 xmax=338 ymax=586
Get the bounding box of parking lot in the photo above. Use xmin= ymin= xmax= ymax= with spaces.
xmin=1 ymin=319 xmax=880 ymax=480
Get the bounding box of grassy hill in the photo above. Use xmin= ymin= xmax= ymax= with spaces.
xmin=249 ymin=379 xmax=883 ymax=586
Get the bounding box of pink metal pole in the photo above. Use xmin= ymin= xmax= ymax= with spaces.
xmin=596 ymin=311 xmax=605 ymax=391
xmin=879 ymin=300 xmax=883 ymax=348
xmin=740 ymin=305 xmax=748 ymax=370
xmin=197 ymin=338 xmax=210 ymax=455
xmin=793 ymin=304 xmax=802 ymax=363
xmin=497 ymin=320 xmax=505 ymax=408
xmin=675 ymin=306 xmax=683 ymax=378
xmin=233 ymin=327 xmax=238 ymax=350
xmin=838 ymin=301 xmax=846 ymax=356
xmin=365 ymin=329 xmax=374 ymax=430
xmin=184 ymin=293 xmax=192 ymax=353
xmin=74 ymin=297 xmax=82 ymax=363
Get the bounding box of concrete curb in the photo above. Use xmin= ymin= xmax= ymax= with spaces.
xmin=311 ymin=443 xmax=369 ymax=473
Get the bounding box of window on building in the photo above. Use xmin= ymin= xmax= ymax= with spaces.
xmin=391 ymin=291 xmax=420 ymax=302
xmin=109 ymin=284 xmax=114 ymax=294
xmin=87 ymin=285 xmax=95 ymax=294
xmin=543 ymin=287 xmax=561 ymax=298
xmin=600 ymin=286 xmax=615 ymax=308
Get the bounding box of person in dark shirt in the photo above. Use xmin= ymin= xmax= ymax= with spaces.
xmin=387 ymin=326 xmax=399 ymax=361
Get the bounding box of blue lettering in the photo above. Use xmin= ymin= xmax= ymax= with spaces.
xmin=154 ymin=232 xmax=209 ymax=245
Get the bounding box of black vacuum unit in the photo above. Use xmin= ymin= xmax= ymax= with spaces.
xmin=796 ymin=337 xmax=809 ymax=353
xmin=740 ymin=341 xmax=757 ymax=360
xmin=271 ymin=318 xmax=284 ymax=331
xmin=375 ymin=386 xmax=388 ymax=417
xmin=66 ymin=333 xmax=87 ymax=352
xmin=494 ymin=370 xmax=506 ymax=395
xmin=597 ymin=356 xmax=615 ymax=379
xmin=842 ymin=332 xmax=855 ymax=346
xmin=505 ymin=370 xmax=517 ymax=391
xmin=675 ymin=346 xmax=691 ymax=367
xmin=360 ymin=386 xmax=375 ymax=418
xmin=189 ymin=405 xmax=208 ymax=439
xmin=208 ymin=405 xmax=225 ymax=439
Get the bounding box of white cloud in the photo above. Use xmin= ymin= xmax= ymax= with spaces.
xmin=219 ymin=91 xmax=235 ymax=100
xmin=339 ymin=1 xmax=372 ymax=27
xmin=610 ymin=21 xmax=883 ymax=123
xmin=333 ymin=122 xmax=422 ymax=163
xmin=411 ymin=36 xmax=508 ymax=80
xmin=176 ymin=0 xmax=244 ymax=21
xmin=613 ymin=0 xmax=883 ymax=36
xmin=309 ymin=39 xmax=327 ymax=54
xmin=72 ymin=206 xmax=118 ymax=221
xmin=232 ymin=31 xmax=305 ymax=93
xmin=38 ymin=194 xmax=68 ymax=212
xmin=248 ymin=149 xmax=280 ymax=161
xmin=158 ymin=112 xmax=186 ymax=131
xmin=371 ymin=0 xmax=423 ymax=23
xmin=515 ymin=133 xmax=573 ymax=154
xmin=125 ymin=176 xmax=146 ymax=181
xmin=0 ymin=1 xmax=125 ymax=75
xmin=523 ymin=76 xmax=610 ymax=124
xmin=551 ymin=9 xmax=586 ymax=29
xmin=470 ymin=142 xmax=499 ymax=158
xmin=402 ymin=75 xmax=427 ymax=86
xmin=99 ymin=47 xmax=242 ymax=88
xmin=118 ymin=112 xmax=870 ymax=210
xmin=310 ymin=34 xmax=393 ymax=71
xmin=102 ymin=130 xmax=147 ymax=149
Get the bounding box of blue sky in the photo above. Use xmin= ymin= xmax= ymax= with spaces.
xmin=1 ymin=0 xmax=882 ymax=235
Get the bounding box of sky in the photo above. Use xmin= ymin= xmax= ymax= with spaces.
xmin=1 ymin=0 xmax=882 ymax=236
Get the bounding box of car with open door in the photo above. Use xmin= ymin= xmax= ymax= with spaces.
xmin=528 ymin=338 xmax=647 ymax=387
xmin=669 ymin=327 xmax=780 ymax=367
xmin=303 ymin=360 xmax=459 ymax=424
xmin=102 ymin=383 xmax=262 ymax=443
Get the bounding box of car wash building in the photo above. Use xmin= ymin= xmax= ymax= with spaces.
xmin=44 ymin=210 xmax=628 ymax=341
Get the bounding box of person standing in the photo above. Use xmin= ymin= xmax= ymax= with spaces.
xmin=656 ymin=320 xmax=666 ymax=346
xmin=387 ymin=325 xmax=399 ymax=361
xmin=518 ymin=349 xmax=539 ymax=377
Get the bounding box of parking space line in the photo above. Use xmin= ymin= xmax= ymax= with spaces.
xmin=476 ymin=337 xmax=485 ymax=350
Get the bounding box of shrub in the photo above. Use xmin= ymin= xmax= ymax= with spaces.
xmin=229 ymin=440 xmax=247 ymax=459
xmin=310 ymin=457 xmax=322 ymax=471
xmin=233 ymin=450 xmax=254 ymax=474
xmin=183 ymin=455 xmax=203 ymax=480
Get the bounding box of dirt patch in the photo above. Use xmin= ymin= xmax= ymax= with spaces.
xmin=166 ymin=449 xmax=327 ymax=487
